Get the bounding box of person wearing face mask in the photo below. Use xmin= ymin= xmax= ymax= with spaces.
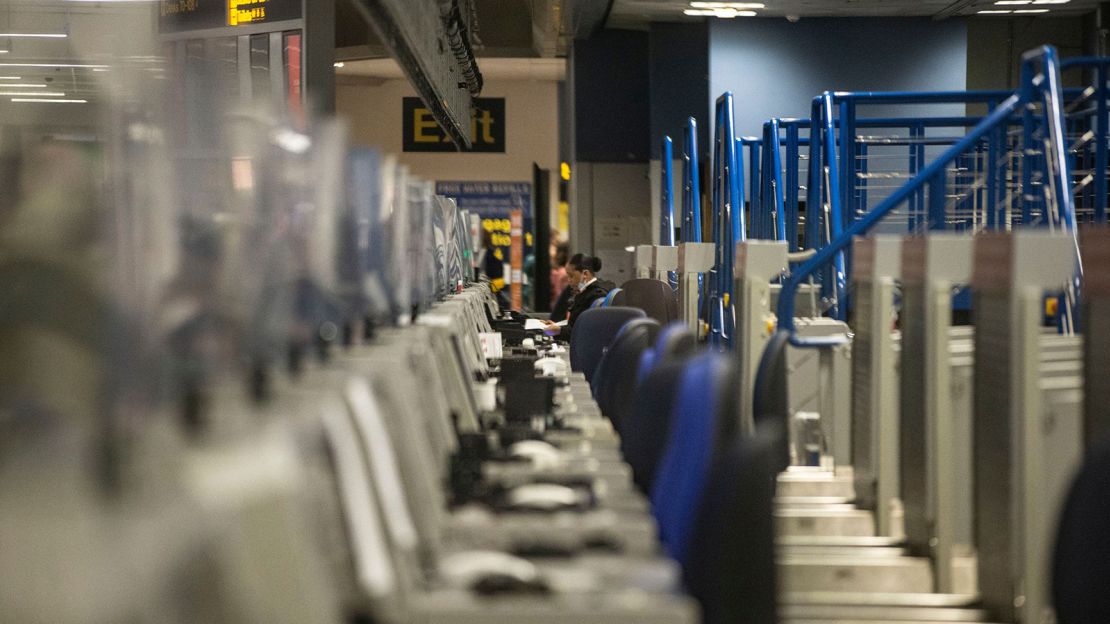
xmin=550 ymin=252 xmax=582 ymax=322
xmin=543 ymin=254 xmax=607 ymax=341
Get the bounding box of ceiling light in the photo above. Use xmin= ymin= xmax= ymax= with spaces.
xmin=995 ymin=0 xmax=1031 ymax=4
xmin=684 ymin=8 xmax=757 ymax=17
xmin=0 ymin=63 xmax=109 ymax=69
xmin=689 ymin=2 xmax=765 ymax=8
xmin=0 ymin=92 xmax=65 ymax=97
xmin=1032 ymin=0 xmax=1070 ymax=3
xmin=0 ymin=76 xmax=20 ymax=80
xmin=11 ymin=98 xmax=86 ymax=103
xmin=334 ymin=62 xmax=345 ymax=68
xmin=0 ymin=33 xmax=67 ymax=38
xmin=978 ymin=9 xmax=1012 ymax=12
xmin=1014 ymin=7 xmax=1050 ymax=11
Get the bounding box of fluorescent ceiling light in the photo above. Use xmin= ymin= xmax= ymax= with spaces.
xmin=334 ymin=62 xmax=345 ymax=68
xmin=978 ymin=9 xmax=1012 ymax=12
xmin=689 ymin=2 xmax=765 ymax=8
xmin=995 ymin=0 xmax=1031 ymax=4
xmin=0 ymin=91 xmax=65 ymax=96
xmin=1014 ymin=7 xmax=1050 ymax=11
xmin=0 ymin=76 xmax=20 ymax=79
xmin=684 ymin=8 xmax=758 ymax=17
xmin=11 ymin=98 xmax=86 ymax=103
xmin=0 ymin=63 xmax=109 ymax=68
xmin=0 ymin=33 xmax=67 ymax=38
xmin=1032 ymin=0 xmax=1069 ymax=3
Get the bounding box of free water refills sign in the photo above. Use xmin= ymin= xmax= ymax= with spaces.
xmin=435 ymin=181 xmax=533 ymax=266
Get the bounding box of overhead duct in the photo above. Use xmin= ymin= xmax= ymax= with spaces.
xmin=351 ymin=0 xmax=483 ymax=148
xmin=563 ymin=0 xmax=614 ymax=39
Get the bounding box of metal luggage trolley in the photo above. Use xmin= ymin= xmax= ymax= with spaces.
xmin=1062 ymin=56 xmax=1110 ymax=224
xmin=705 ymin=91 xmax=747 ymax=350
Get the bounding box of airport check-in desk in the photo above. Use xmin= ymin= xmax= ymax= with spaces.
xmin=733 ymin=240 xmax=853 ymax=470
xmin=971 ymin=231 xmax=1085 ymax=624
xmin=677 ymin=242 xmax=714 ymax=335
xmin=321 ymin=284 xmax=699 ymax=623
xmin=747 ymin=229 xmax=1095 ymax=624
xmin=851 ymin=235 xmax=903 ymax=540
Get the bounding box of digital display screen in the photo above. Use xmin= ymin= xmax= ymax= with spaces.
xmin=158 ymin=0 xmax=301 ymax=33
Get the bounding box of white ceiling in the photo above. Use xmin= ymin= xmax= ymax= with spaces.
xmin=608 ymin=0 xmax=1099 ymax=27
xmin=338 ymin=57 xmax=566 ymax=82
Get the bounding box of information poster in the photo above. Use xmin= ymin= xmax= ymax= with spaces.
xmin=434 ymin=181 xmax=533 ymax=273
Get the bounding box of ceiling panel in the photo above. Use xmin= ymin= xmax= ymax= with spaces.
xmin=608 ymin=0 xmax=1099 ymax=27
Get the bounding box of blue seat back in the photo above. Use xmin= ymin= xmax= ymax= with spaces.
xmin=650 ymin=352 xmax=740 ymax=564
xmin=637 ymin=322 xmax=696 ymax=384
xmin=593 ymin=318 xmax=660 ymax=430
xmin=1053 ymin=438 xmax=1110 ymax=623
xmin=569 ymin=306 xmax=645 ymax=384
xmin=602 ymin=287 xmax=623 ymax=307
xmin=685 ymin=423 xmax=780 ymax=624
xmin=753 ymin=329 xmax=792 ymax=473
xmin=623 ymin=359 xmax=686 ymax=493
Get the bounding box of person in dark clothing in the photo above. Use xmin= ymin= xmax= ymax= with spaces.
xmin=550 ymin=252 xmax=583 ymax=321
xmin=543 ymin=254 xmax=608 ymax=341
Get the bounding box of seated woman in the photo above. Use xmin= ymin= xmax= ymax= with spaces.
xmin=543 ymin=254 xmax=607 ymax=341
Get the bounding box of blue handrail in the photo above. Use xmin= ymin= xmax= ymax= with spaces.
xmin=682 ymin=118 xmax=702 ymax=243
xmin=661 ymin=135 xmax=678 ymax=290
xmin=709 ymin=92 xmax=745 ymax=350
xmin=775 ymin=45 xmax=1076 ymax=347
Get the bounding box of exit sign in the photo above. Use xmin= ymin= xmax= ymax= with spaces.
xmin=402 ymin=97 xmax=506 ymax=153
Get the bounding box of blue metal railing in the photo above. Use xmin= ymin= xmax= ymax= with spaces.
xmin=660 ymin=135 xmax=678 ymax=290
xmin=1061 ymin=57 xmax=1110 ymax=224
xmin=708 ymin=92 xmax=746 ymax=350
xmin=772 ymin=46 xmax=1076 ymax=347
xmin=682 ymin=117 xmax=702 ymax=244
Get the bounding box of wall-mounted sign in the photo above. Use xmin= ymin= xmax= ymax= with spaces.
xmin=435 ymin=181 xmax=533 ymax=280
xmin=403 ymin=97 xmax=506 ymax=153
xmin=159 ymin=0 xmax=301 ymax=33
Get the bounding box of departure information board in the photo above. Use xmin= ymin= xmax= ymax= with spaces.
xmin=159 ymin=0 xmax=301 ymax=33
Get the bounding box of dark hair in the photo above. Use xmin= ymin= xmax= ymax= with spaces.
xmin=569 ymin=254 xmax=602 ymax=273
xmin=554 ymin=242 xmax=569 ymax=267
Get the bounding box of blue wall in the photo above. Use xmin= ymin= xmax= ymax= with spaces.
xmin=709 ymin=17 xmax=969 ymax=139
xmin=573 ymin=29 xmax=651 ymax=162
xmin=649 ymin=22 xmax=709 ymax=160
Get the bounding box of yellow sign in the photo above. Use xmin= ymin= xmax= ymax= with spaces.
xmin=228 ymin=0 xmax=268 ymax=26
